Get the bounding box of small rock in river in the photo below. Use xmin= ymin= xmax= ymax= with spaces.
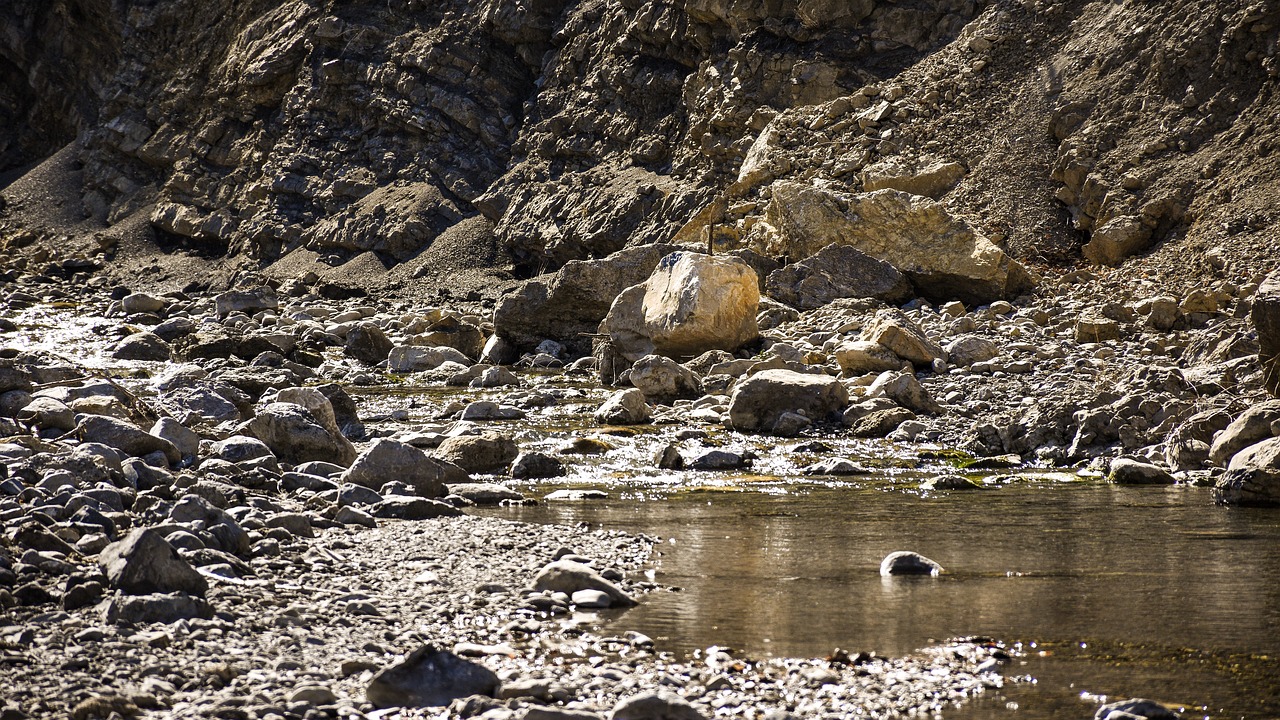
xmin=879 ymin=551 xmax=943 ymax=576
xmin=1094 ymin=698 xmax=1181 ymax=720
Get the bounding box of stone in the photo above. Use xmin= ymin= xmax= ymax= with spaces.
xmin=372 ymin=496 xmax=465 ymax=520
xmin=345 ymin=322 xmax=393 ymax=365
xmin=1163 ymin=409 xmax=1232 ymax=472
xmin=861 ymin=309 xmax=943 ymax=367
xmin=120 ymin=292 xmax=168 ymax=314
xmin=1254 ymin=270 xmax=1280 ymax=395
xmin=510 ymin=452 xmax=565 ymax=479
xmin=215 ymin=287 xmax=278 ymax=318
xmin=765 ymin=243 xmax=913 ymax=310
xmin=764 ymin=183 xmax=1032 ymax=304
xmin=1107 ymin=458 xmax=1175 ymax=485
xmin=150 ymin=418 xmax=200 ymax=460
xmin=686 ymin=449 xmax=751 ymax=470
xmin=1076 ymin=316 xmax=1122 ymax=343
xmin=343 ymin=439 xmax=469 ymax=498
xmin=289 ymin=686 xmax=338 ymax=706
xmin=1082 ymin=216 xmax=1153 ymax=266
xmin=1093 ymin=698 xmax=1180 ymax=720
xmin=1213 ymin=437 xmax=1280 ymax=506
xmin=609 ymin=691 xmax=706 ymax=720
xmin=112 ymin=332 xmax=172 ymax=361
xmin=210 ymin=435 xmax=276 ymax=465
xmin=435 ymin=433 xmax=519 ymax=474
xmin=595 ymin=389 xmax=651 ymax=425
xmin=1208 ymin=401 xmax=1280 ymax=466
xmin=919 ymin=475 xmax=982 ymax=491
xmin=1143 ymin=296 xmax=1182 ymax=332
xmin=628 ymin=355 xmax=702 ymax=402
xmin=366 ymin=645 xmax=500 ymax=708
xmin=99 ymin=528 xmax=208 ymax=596
xmin=77 ymin=414 xmax=179 ymax=464
xmin=17 ymin=396 xmax=76 ymax=431
xmin=388 ymin=345 xmax=471 ymax=373
xmin=866 ymin=371 xmax=941 ymax=415
xmin=860 ymin=157 xmax=966 ymax=199
xmin=600 ymin=252 xmax=760 ymax=361
xmin=571 ymin=589 xmax=613 ymax=608
xmin=102 ymin=592 xmax=213 ymax=624
xmin=459 ymin=400 xmax=527 ymax=421
xmin=943 ymin=335 xmax=998 ymax=367
xmin=445 ymin=483 xmax=525 ymax=505
xmin=244 ymin=402 xmax=358 ymax=466
xmin=494 ymin=244 xmax=679 ymax=353
xmin=833 ymin=341 xmax=902 ymax=375
xmin=879 ymin=551 xmax=943 ymax=576
xmin=728 ymin=369 xmax=849 ymax=434
xmin=532 ymin=560 xmax=636 ymax=607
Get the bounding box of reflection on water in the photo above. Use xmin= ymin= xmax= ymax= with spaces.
xmin=494 ymin=482 xmax=1280 ymax=719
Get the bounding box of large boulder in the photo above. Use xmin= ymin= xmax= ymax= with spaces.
xmin=627 ymin=354 xmax=702 ymax=402
xmin=594 ymin=388 xmax=651 ymax=425
xmin=493 ymin=243 xmax=678 ymax=353
xmin=435 ymin=432 xmax=518 ymax=474
xmin=99 ymin=528 xmax=208 ymax=596
xmin=727 ymin=369 xmax=849 ymax=434
xmin=610 ymin=691 xmax=707 ymax=720
xmin=1255 ymin=270 xmax=1280 ymax=396
xmin=1213 ymin=437 xmax=1280 ymax=506
xmin=1082 ymin=216 xmax=1153 ymax=267
xmin=1208 ymin=401 xmax=1280 ymax=466
xmin=77 ymin=414 xmax=180 ymax=464
xmin=943 ymin=335 xmax=999 ymax=367
xmin=860 ymin=157 xmax=966 ymax=199
xmin=366 ymin=645 xmax=500 ymax=709
xmin=861 ymin=309 xmax=943 ymax=367
xmin=345 ymin=322 xmax=393 ymax=365
xmin=243 ymin=402 xmax=357 ymax=466
xmin=600 ymin=252 xmax=760 ymax=361
xmin=341 ymin=439 xmax=468 ymax=498
xmin=214 ymin=287 xmax=278 ymax=318
xmin=763 ymin=182 xmax=1033 ymax=304
xmin=765 ymin=243 xmax=913 ymax=310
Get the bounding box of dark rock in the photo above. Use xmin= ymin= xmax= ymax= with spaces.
xmin=98 ymin=528 xmax=207 ymax=596
xmin=1213 ymin=437 xmax=1280 ymax=506
xmin=846 ymin=407 xmax=917 ymax=438
xmin=111 ymin=332 xmax=171 ymax=361
xmin=1253 ymin=270 xmax=1280 ymax=396
xmin=766 ymin=243 xmax=913 ymax=310
xmin=1107 ymin=458 xmax=1175 ymax=485
xmin=102 ymin=592 xmax=213 ymax=624
xmin=510 ymin=452 xmax=565 ymax=479
xmin=342 ymin=439 xmax=469 ymax=498
xmin=345 ymin=322 xmax=393 ymax=365
xmin=610 ymin=691 xmax=707 ymax=720
xmin=372 ymin=497 xmax=464 ymax=520
xmin=366 ymin=645 xmax=500 ymax=708
xmin=1094 ymin=698 xmax=1180 ymax=720
xmin=77 ymin=415 xmax=179 ymax=464
xmin=879 ymin=551 xmax=943 ymax=576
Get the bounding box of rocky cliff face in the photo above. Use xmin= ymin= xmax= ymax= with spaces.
xmin=1 ymin=0 xmax=1278 ymax=299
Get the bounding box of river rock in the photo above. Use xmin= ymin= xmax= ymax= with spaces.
xmin=1163 ymin=409 xmax=1232 ymax=472
xmin=861 ymin=309 xmax=943 ymax=367
xmin=510 ymin=451 xmax=565 ymax=479
xmin=610 ymin=691 xmax=706 ymax=720
xmin=445 ymin=483 xmax=524 ymax=505
xmin=244 ymin=402 xmax=357 ymax=466
xmin=215 ymin=287 xmax=278 ymax=318
xmin=435 ymin=432 xmax=519 ymax=474
xmin=366 ymin=645 xmax=500 ymax=709
xmin=78 ymin=414 xmax=180 ymax=464
xmin=833 ymin=340 xmax=902 ymax=375
xmin=920 ymin=474 xmax=983 ymax=491
xmin=342 ymin=439 xmax=467 ymax=498
xmin=943 ymin=335 xmax=999 ymax=367
xmin=763 ymin=182 xmax=1032 ymax=303
xmin=372 ymin=496 xmax=465 ymax=519
xmin=1107 ymin=458 xmax=1175 ymax=485
xmin=210 ymin=435 xmax=275 ymax=465
xmin=1254 ymin=270 xmax=1280 ymax=395
xmin=1082 ymin=216 xmax=1154 ymax=267
xmin=628 ymin=355 xmax=702 ymax=402
xmin=866 ymin=370 xmax=941 ymax=415
xmin=388 ymin=345 xmax=471 ymax=373
xmin=1094 ymin=698 xmax=1180 ymax=720
xmin=17 ymin=396 xmax=76 ymax=431
xmin=112 ymin=332 xmax=172 ymax=361
xmin=345 ymin=321 xmax=393 ymax=365
xmin=1076 ymin=316 xmax=1121 ymax=343
xmin=765 ymin=243 xmax=913 ymax=310
xmin=531 ymin=560 xmax=637 ymax=607
xmin=728 ymin=369 xmax=849 ymax=434
xmin=99 ymin=528 xmax=208 ymax=596
xmin=879 ymin=551 xmax=943 ymax=576
xmin=1213 ymin=437 xmax=1280 ymax=506
xmin=120 ymin=292 xmax=168 ymax=315
xmin=595 ymin=389 xmax=651 ymax=425
xmin=150 ymin=418 xmax=200 ymax=460
xmin=102 ymin=592 xmax=214 ymax=625
xmin=1208 ymin=401 xmax=1280 ymax=466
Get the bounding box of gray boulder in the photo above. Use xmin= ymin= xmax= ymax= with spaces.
xmin=445 ymin=483 xmax=525 ymax=505
xmin=151 ymin=417 xmax=201 ymax=460
xmin=99 ymin=528 xmax=208 ymax=596
xmin=102 ymin=592 xmax=213 ymax=625
xmin=210 ymin=435 xmax=276 ymax=465
xmin=610 ymin=691 xmax=706 ymax=720
xmin=880 ymin=551 xmax=943 ymax=576
xmin=531 ymin=560 xmax=636 ymax=607
xmin=1213 ymin=437 xmax=1280 ymax=506
xmin=943 ymin=335 xmax=999 ymax=367
xmin=1255 ymin=270 xmax=1280 ymax=395
xmin=17 ymin=396 xmax=76 ymax=432
xmin=112 ymin=332 xmax=172 ymax=361
xmin=78 ymin=414 xmax=180 ymax=464
xmin=366 ymin=645 xmax=500 ymax=708
xmin=595 ymin=389 xmax=651 ymax=425
xmin=1163 ymin=409 xmax=1232 ymax=472
xmin=215 ymin=287 xmax=278 ymax=318
xmin=243 ymin=402 xmax=357 ymax=466
xmin=388 ymin=345 xmax=470 ymax=373
xmin=435 ymin=432 xmax=518 ymax=475
xmin=1107 ymin=458 xmax=1175 ymax=485
xmin=1208 ymin=401 xmax=1280 ymax=466
xmin=765 ymin=243 xmax=913 ymax=310
xmin=833 ymin=341 xmax=902 ymax=375
xmin=727 ymin=369 xmax=849 ymax=434
xmin=866 ymin=370 xmax=941 ymax=415
xmin=345 ymin=322 xmax=393 ymax=365
xmin=861 ymin=309 xmax=944 ymax=367
xmin=510 ymin=452 xmax=565 ymax=479
xmin=342 ymin=439 xmax=469 ymax=498
xmin=628 ymin=355 xmax=702 ymax=402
